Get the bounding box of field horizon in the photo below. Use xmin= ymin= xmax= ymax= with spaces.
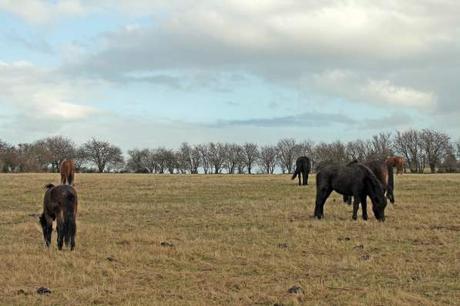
xmin=0 ymin=173 xmax=459 ymax=305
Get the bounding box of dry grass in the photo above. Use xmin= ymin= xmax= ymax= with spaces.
xmin=0 ymin=173 xmax=459 ymax=305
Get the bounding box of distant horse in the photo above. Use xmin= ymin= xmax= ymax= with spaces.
xmin=60 ymin=159 xmax=75 ymax=185
xmin=314 ymin=163 xmax=387 ymax=221
xmin=344 ymin=160 xmax=395 ymax=204
xmin=39 ymin=184 xmax=78 ymax=250
xmin=291 ymin=156 xmax=311 ymax=186
xmin=386 ymin=156 xmax=404 ymax=174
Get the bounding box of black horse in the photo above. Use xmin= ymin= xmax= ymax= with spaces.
xmin=344 ymin=160 xmax=395 ymax=204
xmin=291 ymin=156 xmax=311 ymax=186
xmin=314 ymin=162 xmax=387 ymax=221
xmin=39 ymin=184 xmax=78 ymax=250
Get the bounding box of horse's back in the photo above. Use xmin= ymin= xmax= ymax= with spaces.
xmin=318 ymin=163 xmax=366 ymax=195
xmin=60 ymin=159 xmax=75 ymax=172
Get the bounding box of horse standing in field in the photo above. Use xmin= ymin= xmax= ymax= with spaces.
xmin=314 ymin=163 xmax=387 ymax=221
xmin=60 ymin=159 xmax=75 ymax=185
xmin=386 ymin=156 xmax=404 ymax=175
xmin=344 ymin=160 xmax=395 ymax=204
xmin=39 ymin=184 xmax=78 ymax=250
xmin=292 ymin=156 xmax=311 ymax=186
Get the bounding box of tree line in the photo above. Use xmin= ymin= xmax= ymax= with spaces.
xmin=0 ymin=129 xmax=459 ymax=174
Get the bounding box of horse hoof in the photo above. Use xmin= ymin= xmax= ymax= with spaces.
xmin=352 ymin=216 xmax=357 ymax=221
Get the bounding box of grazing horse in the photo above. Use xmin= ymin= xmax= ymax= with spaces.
xmin=291 ymin=156 xmax=311 ymax=186
xmin=60 ymin=159 xmax=75 ymax=185
xmin=39 ymin=184 xmax=78 ymax=250
xmin=344 ymin=160 xmax=395 ymax=204
xmin=386 ymin=156 xmax=404 ymax=174
xmin=314 ymin=163 xmax=387 ymax=221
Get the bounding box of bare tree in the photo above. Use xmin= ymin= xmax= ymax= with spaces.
xmin=439 ymin=146 xmax=458 ymax=173
xmin=164 ymin=149 xmax=177 ymax=174
xmin=457 ymin=139 xmax=460 ymax=159
xmin=190 ymin=146 xmax=201 ymax=174
xmin=313 ymin=141 xmax=348 ymax=166
xmin=127 ymin=149 xmax=150 ymax=173
xmin=81 ymin=138 xmax=124 ymax=173
xmin=0 ymin=140 xmax=18 ymax=172
xmin=223 ymin=143 xmax=243 ymax=174
xmin=277 ymin=138 xmax=297 ymax=174
xmin=369 ymin=132 xmax=393 ymax=160
xmin=394 ymin=130 xmax=424 ymax=173
xmin=42 ymin=136 xmax=76 ymax=172
xmin=420 ymin=129 xmax=450 ymax=173
xmin=346 ymin=139 xmax=372 ymax=161
xmin=177 ymin=142 xmax=201 ymax=174
xmin=196 ymin=144 xmax=211 ymax=174
xmin=259 ymin=145 xmax=277 ymax=174
xmin=142 ymin=149 xmax=159 ymax=173
xmin=208 ymin=142 xmax=226 ymax=174
xmin=242 ymin=143 xmax=259 ymax=174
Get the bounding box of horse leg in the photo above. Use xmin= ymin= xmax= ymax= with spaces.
xmin=386 ymin=186 xmax=395 ymax=204
xmin=305 ymin=171 xmax=309 ymax=185
xmin=61 ymin=173 xmax=66 ymax=185
xmin=315 ymin=188 xmax=332 ymax=219
xmin=56 ymin=212 xmax=65 ymax=250
xmin=302 ymin=171 xmax=307 ymax=185
xmin=40 ymin=214 xmax=53 ymax=247
xmin=361 ymin=195 xmax=368 ymax=220
xmin=352 ymin=196 xmax=360 ymax=220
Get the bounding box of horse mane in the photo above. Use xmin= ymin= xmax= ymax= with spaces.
xmin=44 ymin=183 xmax=55 ymax=190
xmin=357 ymin=164 xmax=386 ymax=208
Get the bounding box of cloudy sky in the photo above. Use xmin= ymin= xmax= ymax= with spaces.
xmin=0 ymin=0 xmax=459 ymax=149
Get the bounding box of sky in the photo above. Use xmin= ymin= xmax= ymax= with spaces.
xmin=0 ymin=0 xmax=459 ymax=150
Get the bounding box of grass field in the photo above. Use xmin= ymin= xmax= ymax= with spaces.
xmin=0 ymin=173 xmax=459 ymax=305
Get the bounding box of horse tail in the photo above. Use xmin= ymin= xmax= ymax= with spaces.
xmin=67 ymin=172 xmax=74 ymax=186
xmin=291 ymin=168 xmax=298 ymax=180
xmin=63 ymin=192 xmax=77 ymax=249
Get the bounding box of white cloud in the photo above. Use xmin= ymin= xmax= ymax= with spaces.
xmin=312 ymin=69 xmax=436 ymax=108
xmin=363 ymin=80 xmax=435 ymax=108
xmin=0 ymin=61 xmax=99 ymax=121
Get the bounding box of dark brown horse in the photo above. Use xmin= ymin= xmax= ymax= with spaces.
xmin=291 ymin=156 xmax=311 ymax=186
xmin=60 ymin=159 xmax=75 ymax=185
xmin=39 ymin=184 xmax=78 ymax=250
xmin=344 ymin=160 xmax=395 ymax=204
xmin=315 ymin=162 xmax=387 ymax=221
xmin=386 ymin=156 xmax=404 ymax=174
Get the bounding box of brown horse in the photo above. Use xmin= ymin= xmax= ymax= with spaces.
xmin=386 ymin=156 xmax=404 ymax=174
xmin=60 ymin=159 xmax=75 ymax=185
xmin=39 ymin=184 xmax=78 ymax=250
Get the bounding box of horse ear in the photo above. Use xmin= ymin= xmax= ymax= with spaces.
xmin=44 ymin=183 xmax=55 ymax=189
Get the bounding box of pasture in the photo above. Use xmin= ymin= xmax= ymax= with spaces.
xmin=0 ymin=173 xmax=459 ymax=305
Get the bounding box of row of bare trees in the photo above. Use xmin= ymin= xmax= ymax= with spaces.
xmin=1 ymin=129 xmax=459 ymax=174
xmin=0 ymin=137 xmax=123 ymax=173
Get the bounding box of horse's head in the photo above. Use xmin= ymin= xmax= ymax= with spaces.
xmin=361 ymin=165 xmax=387 ymax=221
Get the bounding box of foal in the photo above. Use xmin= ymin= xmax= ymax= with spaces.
xmin=39 ymin=184 xmax=78 ymax=250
